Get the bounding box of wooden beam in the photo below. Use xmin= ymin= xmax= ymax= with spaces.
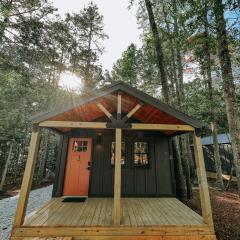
xmin=193 ymin=131 xmax=214 ymax=226
xmin=13 ymin=126 xmax=41 ymax=227
xmin=96 ymin=103 xmax=113 ymax=119
xmin=39 ymin=121 xmax=107 ymax=129
xmin=131 ymin=123 xmax=194 ymax=131
xmin=126 ymin=103 xmax=142 ymax=119
xmin=39 ymin=121 xmax=194 ymax=132
xmin=117 ymin=93 xmax=122 ymax=115
xmin=12 ymin=225 xmax=215 ymax=238
xmin=113 ymin=128 xmax=122 ymax=225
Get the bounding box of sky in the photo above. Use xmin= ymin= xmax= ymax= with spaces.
xmin=53 ymin=0 xmax=142 ymax=89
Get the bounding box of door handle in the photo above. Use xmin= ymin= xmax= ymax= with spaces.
xmin=86 ymin=166 xmax=91 ymax=170
xmin=77 ymin=155 xmax=81 ymax=161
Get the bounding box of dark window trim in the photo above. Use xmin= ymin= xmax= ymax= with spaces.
xmin=133 ymin=141 xmax=150 ymax=168
xmin=110 ymin=141 xmax=126 ymax=167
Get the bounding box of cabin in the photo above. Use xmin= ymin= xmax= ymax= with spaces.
xmin=201 ymin=133 xmax=236 ymax=182
xmin=10 ymin=81 xmax=216 ymax=240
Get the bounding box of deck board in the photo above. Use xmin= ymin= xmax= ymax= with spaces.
xmin=24 ymin=198 xmax=203 ymax=226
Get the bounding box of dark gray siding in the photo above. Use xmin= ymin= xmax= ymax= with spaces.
xmin=53 ymin=130 xmax=176 ymax=197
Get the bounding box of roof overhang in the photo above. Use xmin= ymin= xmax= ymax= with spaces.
xmin=31 ymin=81 xmax=202 ymax=136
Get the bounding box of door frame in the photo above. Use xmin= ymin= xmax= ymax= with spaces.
xmin=63 ymin=136 xmax=94 ymax=197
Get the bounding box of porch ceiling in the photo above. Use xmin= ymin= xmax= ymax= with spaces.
xmin=31 ymin=81 xmax=202 ymax=135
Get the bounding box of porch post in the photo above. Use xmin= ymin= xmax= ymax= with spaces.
xmin=13 ymin=125 xmax=41 ymax=227
xmin=113 ymin=128 xmax=122 ymax=225
xmin=193 ymin=131 xmax=214 ymax=226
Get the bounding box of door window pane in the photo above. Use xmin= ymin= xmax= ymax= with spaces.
xmin=72 ymin=140 xmax=88 ymax=152
xmin=134 ymin=142 xmax=149 ymax=166
xmin=111 ymin=141 xmax=125 ymax=165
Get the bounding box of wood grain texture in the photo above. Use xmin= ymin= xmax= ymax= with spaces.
xmin=126 ymin=104 xmax=142 ymax=119
xmin=113 ymin=128 xmax=122 ymax=225
xmin=13 ymin=128 xmax=41 ymax=227
xmin=11 ymin=236 xmax=216 ymax=240
xmin=193 ymin=132 xmax=214 ymax=227
xmin=39 ymin=121 xmax=107 ymax=129
xmin=131 ymin=124 xmax=194 ymax=131
xmin=117 ymin=93 xmax=121 ymax=114
xmin=12 ymin=225 xmax=216 ymax=239
xmin=24 ymin=198 xmax=204 ymax=227
xmin=97 ymin=103 xmax=113 ymax=119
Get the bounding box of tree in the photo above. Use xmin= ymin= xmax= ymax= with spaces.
xmin=143 ymin=0 xmax=188 ymax=198
xmin=66 ymin=2 xmax=108 ymax=91
xmin=0 ymin=1 xmax=109 ymax=188
xmin=213 ymin=0 xmax=240 ymax=192
xmin=187 ymin=0 xmax=224 ymax=190
xmin=144 ymin=0 xmax=169 ymax=103
xmin=112 ymin=44 xmax=139 ymax=86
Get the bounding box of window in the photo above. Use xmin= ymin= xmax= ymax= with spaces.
xmin=134 ymin=142 xmax=149 ymax=166
xmin=111 ymin=141 xmax=125 ymax=165
xmin=72 ymin=140 xmax=88 ymax=152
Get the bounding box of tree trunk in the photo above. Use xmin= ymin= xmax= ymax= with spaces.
xmin=202 ymin=1 xmax=224 ymax=190
xmin=173 ymin=137 xmax=187 ymax=199
xmin=161 ymin=1 xmax=178 ymax=100
xmin=38 ymin=130 xmax=50 ymax=180
xmin=144 ymin=0 xmax=169 ymax=103
xmin=181 ymin=135 xmax=193 ymax=198
xmin=144 ymin=0 xmax=188 ymax=198
xmin=84 ymin=21 xmax=94 ymax=91
xmin=161 ymin=0 xmax=190 ymax=197
xmin=211 ymin=123 xmax=224 ymax=189
xmin=225 ymin=165 xmax=234 ymax=191
xmin=172 ymin=0 xmax=193 ymax=198
xmin=0 ymin=142 xmax=14 ymax=191
xmin=213 ymin=0 xmax=240 ymax=192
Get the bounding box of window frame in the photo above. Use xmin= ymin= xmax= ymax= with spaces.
xmin=133 ymin=141 xmax=150 ymax=168
xmin=110 ymin=141 xmax=126 ymax=167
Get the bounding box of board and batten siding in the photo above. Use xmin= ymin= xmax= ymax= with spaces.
xmin=52 ymin=129 xmax=176 ymax=197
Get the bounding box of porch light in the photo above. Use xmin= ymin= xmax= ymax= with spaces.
xmin=97 ymin=133 xmax=103 ymax=145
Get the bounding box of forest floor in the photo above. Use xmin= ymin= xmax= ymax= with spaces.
xmin=0 ymin=181 xmax=53 ymax=200
xmin=184 ymin=179 xmax=240 ymax=240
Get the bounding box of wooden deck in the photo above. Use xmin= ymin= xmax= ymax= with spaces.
xmin=10 ymin=198 xmax=216 ymax=240
xmin=23 ymin=197 xmax=203 ymax=226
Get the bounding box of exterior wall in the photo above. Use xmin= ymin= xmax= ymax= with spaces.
xmin=52 ymin=129 xmax=176 ymax=197
xmin=192 ymin=143 xmax=235 ymax=175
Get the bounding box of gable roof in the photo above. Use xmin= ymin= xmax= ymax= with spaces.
xmin=31 ymin=81 xmax=202 ymax=130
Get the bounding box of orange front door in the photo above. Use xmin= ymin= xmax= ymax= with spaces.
xmin=63 ymin=138 xmax=92 ymax=196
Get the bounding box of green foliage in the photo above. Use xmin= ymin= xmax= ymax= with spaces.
xmin=65 ymin=2 xmax=108 ymax=90
xmin=0 ymin=1 xmax=108 ymax=186
xmin=184 ymin=78 xmax=228 ymax=135
xmin=112 ymin=0 xmax=240 ymax=134
xmin=111 ymin=42 xmax=160 ymax=96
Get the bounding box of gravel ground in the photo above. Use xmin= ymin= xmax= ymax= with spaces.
xmin=0 ymin=185 xmax=53 ymax=240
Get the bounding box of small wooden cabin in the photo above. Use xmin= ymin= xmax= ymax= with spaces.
xmin=11 ymin=82 xmax=216 ymax=240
